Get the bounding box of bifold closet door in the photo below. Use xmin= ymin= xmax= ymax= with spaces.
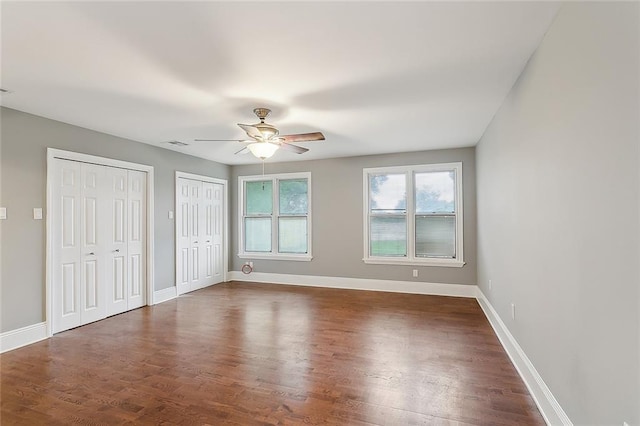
xmin=176 ymin=178 xmax=222 ymax=295
xmin=52 ymin=160 xmax=108 ymax=332
xmin=105 ymin=169 xmax=147 ymax=316
xmin=177 ymin=178 xmax=204 ymax=293
xmin=52 ymin=158 xmax=147 ymax=333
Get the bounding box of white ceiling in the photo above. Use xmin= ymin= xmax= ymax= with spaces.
xmin=1 ymin=1 xmax=560 ymax=165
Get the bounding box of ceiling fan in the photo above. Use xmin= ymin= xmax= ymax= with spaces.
xmin=195 ymin=108 xmax=325 ymax=160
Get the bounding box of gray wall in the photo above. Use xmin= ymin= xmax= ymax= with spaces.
xmin=0 ymin=107 xmax=230 ymax=332
xmin=476 ymin=3 xmax=639 ymax=425
xmin=230 ymin=148 xmax=476 ymax=285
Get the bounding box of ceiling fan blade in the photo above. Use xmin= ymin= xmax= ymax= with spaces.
xmin=278 ymin=143 xmax=309 ymax=154
xmin=194 ymin=139 xmax=246 ymax=142
xmin=238 ymin=123 xmax=263 ymax=140
xmin=278 ymin=132 xmax=325 ymax=143
xmin=235 ymin=147 xmax=250 ymax=155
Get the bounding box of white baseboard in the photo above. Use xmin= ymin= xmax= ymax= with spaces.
xmin=476 ymin=289 xmax=572 ymax=426
xmin=0 ymin=322 xmax=48 ymax=353
xmin=153 ymin=286 xmax=177 ymax=304
xmin=227 ymin=271 xmax=477 ymax=298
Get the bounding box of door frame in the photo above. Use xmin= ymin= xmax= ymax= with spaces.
xmin=46 ymin=148 xmax=155 ymax=337
xmin=175 ymin=171 xmax=228 ymax=295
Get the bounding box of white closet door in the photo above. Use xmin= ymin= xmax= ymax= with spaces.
xmin=127 ymin=170 xmax=146 ymax=310
xmin=105 ymin=167 xmax=129 ymax=316
xmin=189 ymin=180 xmax=204 ymax=290
xmin=52 ymin=160 xmax=83 ymax=333
xmin=211 ymin=183 xmax=224 ymax=283
xmin=200 ymin=182 xmax=215 ymax=288
xmin=175 ymin=176 xmax=224 ymax=294
xmin=79 ymin=163 xmax=107 ymax=325
xmin=176 ymin=178 xmax=191 ymax=295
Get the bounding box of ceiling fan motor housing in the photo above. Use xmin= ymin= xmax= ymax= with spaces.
xmin=252 ymin=108 xmax=278 ymax=139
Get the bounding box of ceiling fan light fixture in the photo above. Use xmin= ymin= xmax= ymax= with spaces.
xmin=248 ymin=142 xmax=278 ymax=160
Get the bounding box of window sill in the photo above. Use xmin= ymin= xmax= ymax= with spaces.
xmin=238 ymin=253 xmax=313 ymax=262
xmin=363 ymin=258 xmax=465 ymax=268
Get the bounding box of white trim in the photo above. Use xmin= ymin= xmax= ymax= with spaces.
xmin=228 ymin=271 xmax=477 ymax=298
xmin=363 ymin=162 xmax=464 ymax=267
xmin=238 ymin=172 xmax=312 ymax=259
xmin=175 ymin=171 xmax=229 ymax=293
xmin=363 ymin=258 xmax=465 ymax=268
xmin=0 ymin=322 xmax=48 ymax=353
xmin=46 ymin=148 xmax=155 ymax=336
xmin=153 ymin=286 xmax=178 ymax=304
xmin=238 ymin=253 xmax=312 ymax=262
xmin=476 ymin=289 xmax=573 ymax=426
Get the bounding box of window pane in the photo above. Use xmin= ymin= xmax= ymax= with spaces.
xmin=415 ymin=171 xmax=455 ymax=213
xmin=370 ymin=216 xmax=406 ymax=256
xmin=246 ymin=181 xmax=273 ymax=215
xmin=369 ymin=174 xmax=406 ymax=214
xmin=415 ymin=216 xmax=455 ymax=258
xmin=245 ymin=217 xmax=271 ymax=252
xmin=279 ymin=179 xmax=308 ymax=215
xmin=278 ymin=217 xmax=307 ymax=253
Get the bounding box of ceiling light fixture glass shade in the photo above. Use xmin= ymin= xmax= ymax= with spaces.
xmin=248 ymin=142 xmax=279 ymax=160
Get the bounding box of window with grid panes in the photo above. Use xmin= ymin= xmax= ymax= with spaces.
xmin=239 ymin=172 xmax=311 ymax=261
xmin=363 ymin=163 xmax=464 ymax=267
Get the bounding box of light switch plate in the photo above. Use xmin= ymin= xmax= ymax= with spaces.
xmin=168 ymin=211 xmax=174 ymax=219
xmin=0 ymin=207 xmax=6 ymax=220
xmin=33 ymin=208 xmax=43 ymax=220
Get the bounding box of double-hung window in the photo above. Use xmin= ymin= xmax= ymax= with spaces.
xmin=239 ymin=172 xmax=311 ymax=261
xmin=363 ymin=162 xmax=464 ymax=267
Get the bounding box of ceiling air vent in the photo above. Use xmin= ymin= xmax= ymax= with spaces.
xmin=167 ymin=140 xmax=189 ymax=147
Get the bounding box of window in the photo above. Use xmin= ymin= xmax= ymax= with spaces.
xmin=363 ymin=163 xmax=464 ymax=267
xmin=238 ymin=172 xmax=311 ymax=261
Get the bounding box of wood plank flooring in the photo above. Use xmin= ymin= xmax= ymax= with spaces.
xmin=1 ymin=282 xmax=544 ymax=425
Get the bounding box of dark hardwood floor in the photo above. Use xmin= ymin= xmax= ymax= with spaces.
xmin=1 ymin=282 xmax=544 ymax=425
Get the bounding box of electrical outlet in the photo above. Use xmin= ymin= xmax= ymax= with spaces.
xmin=489 ymin=279 xmax=492 ymax=290
xmin=249 ymin=261 xmax=253 ymax=268
xmin=168 ymin=211 xmax=174 ymax=219
xmin=412 ymin=269 xmax=418 ymax=278
xmin=0 ymin=207 xmax=6 ymax=220
xmin=511 ymin=303 xmax=516 ymax=320
xmin=33 ymin=208 xmax=43 ymax=220
xmin=623 ymin=422 xmax=629 ymax=426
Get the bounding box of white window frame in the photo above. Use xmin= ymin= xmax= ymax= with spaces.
xmin=238 ymin=172 xmax=312 ymax=262
xmin=363 ymin=162 xmax=464 ymax=268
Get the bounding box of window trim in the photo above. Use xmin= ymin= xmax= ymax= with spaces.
xmin=238 ymin=172 xmax=312 ymax=262
xmin=362 ymin=162 xmax=465 ymax=268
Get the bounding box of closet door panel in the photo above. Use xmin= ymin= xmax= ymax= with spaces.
xmin=52 ymin=160 xmax=82 ymax=333
xmin=212 ymin=183 xmax=224 ymax=282
xmin=176 ymin=178 xmax=191 ymax=295
xmin=127 ymin=170 xmax=146 ymax=309
xmin=80 ymin=163 xmax=106 ymax=325
xmin=190 ymin=181 xmax=203 ymax=289
xmin=202 ymin=183 xmax=214 ymax=284
xmin=105 ymin=168 xmax=129 ymax=316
